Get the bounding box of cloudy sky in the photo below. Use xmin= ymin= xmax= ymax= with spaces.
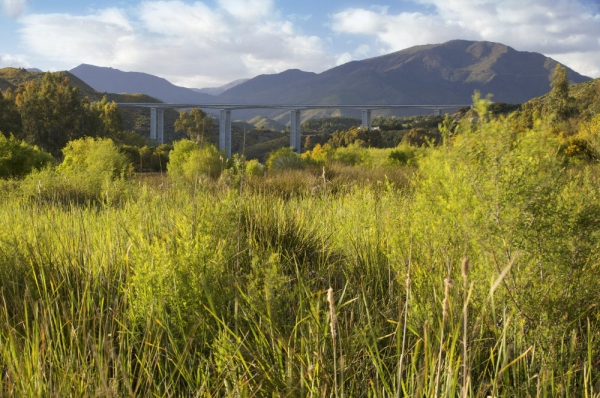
xmin=1 ymin=0 xmax=599 ymax=88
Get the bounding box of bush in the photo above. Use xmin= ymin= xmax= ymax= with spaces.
xmin=58 ymin=137 xmax=131 ymax=178
xmin=21 ymin=137 xmax=132 ymax=203
xmin=245 ymin=159 xmax=265 ymax=177
xmin=168 ymin=139 xmax=223 ymax=181
xmin=266 ymin=147 xmax=303 ymax=170
xmin=0 ymin=134 xmax=54 ymax=179
xmin=331 ymin=144 xmax=372 ymax=166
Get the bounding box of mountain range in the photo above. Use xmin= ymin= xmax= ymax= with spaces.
xmin=69 ymin=40 xmax=591 ymax=120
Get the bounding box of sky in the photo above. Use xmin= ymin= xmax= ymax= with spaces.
xmin=1 ymin=0 xmax=599 ymax=88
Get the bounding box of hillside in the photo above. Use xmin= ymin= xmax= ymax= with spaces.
xmin=0 ymin=68 xmax=183 ymax=144
xmin=218 ymin=40 xmax=591 ymax=120
xmin=69 ymin=64 xmax=218 ymax=104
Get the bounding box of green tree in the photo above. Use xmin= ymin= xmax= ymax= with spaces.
xmin=0 ymin=89 xmax=22 ymax=138
xmin=15 ymin=73 xmax=86 ymax=157
xmin=83 ymin=96 xmax=125 ymax=140
xmin=546 ymin=64 xmax=574 ymax=122
xmin=327 ymin=126 xmax=383 ymax=149
xmin=174 ymin=109 xmax=214 ymax=145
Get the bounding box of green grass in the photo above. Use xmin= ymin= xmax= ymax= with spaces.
xmin=2 ymin=109 xmax=600 ymax=396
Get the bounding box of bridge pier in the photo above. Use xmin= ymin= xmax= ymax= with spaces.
xmin=150 ymin=108 xmax=157 ymax=140
xmin=290 ymin=110 xmax=302 ymax=153
xmin=434 ymin=109 xmax=442 ymax=116
xmin=219 ymin=109 xmax=232 ymax=158
xmin=362 ymin=109 xmax=372 ymax=131
xmin=158 ymin=109 xmax=164 ymax=144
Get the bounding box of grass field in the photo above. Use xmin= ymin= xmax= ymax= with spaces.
xmin=1 ymin=109 xmax=600 ymax=396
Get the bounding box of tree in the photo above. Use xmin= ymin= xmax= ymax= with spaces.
xmin=15 ymin=73 xmax=86 ymax=157
xmin=546 ymin=64 xmax=574 ymax=122
xmin=0 ymin=88 xmax=22 ymax=138
xmin=83 ymin=96 xmax=125 ymax=140
xmin=174 ymin=109 xmax=214 ymax=145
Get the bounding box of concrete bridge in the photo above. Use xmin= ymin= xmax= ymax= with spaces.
xmin=116 ymin=103 xmax=471 ymax=157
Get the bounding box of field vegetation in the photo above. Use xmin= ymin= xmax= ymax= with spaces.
xmin=1 ymin=66 xmax=600 ymax=396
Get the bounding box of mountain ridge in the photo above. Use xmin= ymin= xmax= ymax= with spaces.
xmin=69 ymin=64 xmax=218 ymax=104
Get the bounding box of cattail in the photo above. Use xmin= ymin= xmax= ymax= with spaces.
xmin=442 ymin=278 xmax=453 ymax=322
xmin=327 ymin=287 xmax=337 ymax=339
xmin=461 ymin=257 xmax=469 ymax=280
xmin=327 ymin=287 xmax=339 ymax=396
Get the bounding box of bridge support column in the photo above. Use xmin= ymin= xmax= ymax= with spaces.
xmin=290 ymin=110 xmax=301 ymax=153
xmin=434 ymin=109 xmax=442 ymax=116
xmin=362 ymin=109 xmax=372 ymax=131
xmin=150 ymin=108 xmax=157 ymax=140
xmin=219 ymin=109 xmax=232 ymax=158
xmin=157 ymin=109 xmax=164 ymax=144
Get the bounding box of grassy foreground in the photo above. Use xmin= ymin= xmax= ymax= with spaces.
xmin=1 ymin=112 xmax=600 ymax=396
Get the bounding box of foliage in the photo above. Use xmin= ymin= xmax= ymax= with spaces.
xmin=168 ymin=139 xmax=223 ymax=181
xmin=546 ymin=64 xmax=575 ymax=123
xmin=245 ymin=158 xmax=265 ymax=176
xmin=58 ymin=137 xmax=131 ymax=179
xmin=19 ymin=137 xmax=132 ymax=203
xmin=0 ymin=89 xmax=22 ymax=137
xmin=174 ymin=108 xmax=214 ymax=145
xmin=0 ymin=134 xmax=54 ymax=179
xmin=327 ymin=126 xmax=383 ymax=148
xmin=266 ymin=146 xmax=304 ymax=170
xmin=302 ymin=116 xmax=361 ymax=134
xmin=401 ymin=127 xmax=441 ymax=147
xmin=14 ymin=73 xmax=88 ymax=157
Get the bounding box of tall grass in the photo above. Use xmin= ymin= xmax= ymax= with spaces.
xmin=1 ymin=113 xmax=600 ymax=395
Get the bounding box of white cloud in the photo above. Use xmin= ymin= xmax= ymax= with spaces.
xmin=0 ymin=53 xmax=29 ymax=68
xmin=17 ymin=0 xmax=336 ymax=87
xmin=331 ymin=0 xmax=600 ymax=77
xmin=2 ymin=0 xmax=27 ymax=18
xmin=335 ymin=44 xmax=372 ymax=65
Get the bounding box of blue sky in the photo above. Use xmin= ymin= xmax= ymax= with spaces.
xmin=1 ymin=0 xmax=599 ymax=88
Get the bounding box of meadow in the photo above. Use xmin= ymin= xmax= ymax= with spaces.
xmin=1 ymin=100 xmax=600 ymax=397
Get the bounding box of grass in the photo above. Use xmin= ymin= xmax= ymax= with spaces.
xmin=2 ymin=113 xmax=600 ymax=395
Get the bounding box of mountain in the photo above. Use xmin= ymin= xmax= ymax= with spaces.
xmin=67 ymin=40 xmax=592 ymax=122
xmin=219 ymin=40 xmax=591 ymax=108
xmin=193 ymin=79 xmax=250 ymax=96
xmin=69 ymin=64 xmax=218 ymax=104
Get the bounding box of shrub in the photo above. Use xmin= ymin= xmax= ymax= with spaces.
xmin=58 ymin=137 xmax=131 ymax=178
xmin=387 ymin=144 xmax=419 ymax=166
xmin=21 ymin=137 xmax=132 ymax=203
xmin=245 ymin=159 xmax=265 ymax=177
xmin=331 ymin=144 xmax=372 ymax=166
xmin=168 ymin=139 xmax=223 ymax=181
xmin=0 ymin=133 xmax=54 ymax=179
xmin=266 ymin=147 xmax=303 ymax=170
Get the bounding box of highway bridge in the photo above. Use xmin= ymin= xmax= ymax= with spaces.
xmin=116 ymin=103 xmax=472 ymax=156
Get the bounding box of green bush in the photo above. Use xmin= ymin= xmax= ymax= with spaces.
xmin=0 ymin=133 xmax=54 ymax=179
xmin=266 ymin=147 xmax=303 ymax=170
xmin=20 ymin=137 xmax=132 ymax=203
xmin=245 ymin=159 xmax=265 ymax=176
xmin=58 ymin=137 xmax=131 ymax=178
xmin=168 ymin=139 xmax=223 ymax=181
xmin=331 ymin=143 xmax=372 ymax=166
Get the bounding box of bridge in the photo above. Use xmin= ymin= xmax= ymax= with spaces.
xmin=116 ymin=103 xmax=471 ymax=157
